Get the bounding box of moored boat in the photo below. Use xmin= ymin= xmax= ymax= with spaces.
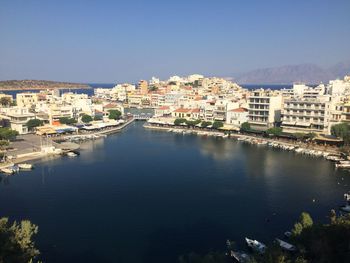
xmin=275 ymin=238 xmax=296 ymax=252
xmin=1 ymin=165 xmax=19 ymax=174
xmin=67 ymin=152 xmax=78 ymax=157
xmin=245 ymin=237 xmax=266 ymax=253
xmin=18 ymin=163 xmax=33 ymax=170
xmin=230 ymin=250 xmax=251 ymax=262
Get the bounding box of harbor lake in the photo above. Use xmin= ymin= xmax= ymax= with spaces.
xmin=1 ymin=122 xmax=349 ymax=262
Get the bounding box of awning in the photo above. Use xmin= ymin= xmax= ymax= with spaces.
xmin=282 ymin=121 xmax=296 ymax=126
xmin=295 ymin=122 xmax=310 ymax=127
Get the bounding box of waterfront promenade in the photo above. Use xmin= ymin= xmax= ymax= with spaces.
xmin=0 ymin=118 xmax=135 ymax=169
xmin=144 ymin=123 xmax=341 ymax=155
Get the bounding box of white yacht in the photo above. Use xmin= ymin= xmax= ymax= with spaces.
xmin=245 ymin=237 xmax=266 ymax=253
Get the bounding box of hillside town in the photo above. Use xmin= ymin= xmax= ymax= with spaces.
xmin=0 ymin=74 xmax=350 ymax=138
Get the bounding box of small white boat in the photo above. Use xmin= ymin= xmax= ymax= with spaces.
xmin=18 ymin=163 xmax=33 ymax=170
xmin=67 ymin=152 xmax=78 ymax=157
xmin=1 ymin=168 xmax=15 ymax=174
xmin=1 ymin=165 xmax=19 ymax=174
xmin=275 ymin=238 xmax=296 ymax=251
xmin=245 ymin=237 xmax=266 ymax=253
xmin=336 ymin=163 xmax=350 ymax=168
xmin=230 ymin=250 xmax=251 ymax=262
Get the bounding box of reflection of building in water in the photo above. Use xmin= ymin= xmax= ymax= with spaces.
xmin=78 ymin=139 xmax=106 ymax=162
xmin=198 ymin=138 xmax=242 ymax=161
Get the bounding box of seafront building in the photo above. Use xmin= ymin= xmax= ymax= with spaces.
xmin=247 ymin=89 xmax=282 ymax=130
xmin=1 ymin=74 xmax=350 ymax=136
xmin=281 ymin=96 xmax=330 ymax=134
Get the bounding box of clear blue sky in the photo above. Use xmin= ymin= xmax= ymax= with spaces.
xmin=0 ymin=0 xmax=349 ymax=83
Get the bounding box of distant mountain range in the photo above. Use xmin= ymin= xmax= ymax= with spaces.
xmin=235 ymin=60 xmax=350 ymax=84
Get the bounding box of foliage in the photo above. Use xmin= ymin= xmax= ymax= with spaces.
xmin=0 ymin=128 xmax=18 ymax=141
xmin=26 ymin=119 xmax=43 ymax=131
xmin=292 ymin=212 xmax=313 ymax=237
xmin=252 ymin=211 xmax=350 ymax=263
xmin=0 ymin=97 xmax=11 ymax=106
xmin=94 ymin=115 xmax=103 ymax=121
xmin=185 ymin=119 xmax=201 ymax=127
xmin=149 ymin=85 xmax=158 ymax=91
xmin=331 ymin=122 xmax=350 ymax=144
xmin=108 ymin=109 xmax=121 ymax=120
xmin=0 ymin=217 xmax=40 ymax=263
xmin=266 ymin=127 xmax=283 ymax=136
xmin=0 ymin=140 xmax=9 ymax=149
xmin=201 ymin=121 xmax=212 ymax=128
xmin=212 ymin=121 xmax=224 ymax=129
xmin=240 ymin=122 xmax=251 ymax=131
xmin=293 ymin=132 xmax=307 ymax=140
xmin=174 ymin=118 xmax=187 ymax=126
xmin=58 ymin=117 xmax=77 ymax=125
xmin=81 ymin=114 xmax=93 ymax=123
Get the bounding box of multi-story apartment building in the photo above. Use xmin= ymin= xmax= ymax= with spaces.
xmin=247 ymin=89 xmax=282 ymax=130
xmin=0 ymin=107 xmax=35 ymax=134
xmin=16 ymin=93 xmax=38 ymax=108
xmin=281 ymin=97 xmax=330 ymax=134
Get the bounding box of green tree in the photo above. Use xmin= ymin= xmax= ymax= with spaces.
xmin=201 ymin=121 xmax=212 ymax=128
xmin=0 ymin=97 xmax=11 ymax=107
xmin=293 ymin=132 xmax=306 ymax=141
xmin=212 ymin=121 xmax=224 ymax=129
xmin=331 ymin=123 xmax=350 ymax=144
xmin=58 ymin=117 xmax=77 ymax=125
xmin=94 ymin=116 xmax=103 ymax=121
xmin=241 ymin=122 xmax=251 ymax=131
xmin=300 ymin=212 xmax=313 ymax=228
xmin=292 ymin=212 xmax=313 ymax=236
xmin=108 ymin=109 xmax=122 ymax=120
xmin=81 ymin=114 xmax=93 ymax=123
xmin=0 ymin=217 xmax=40 ymax=263
xmin=266 ymin=127 xmax=283 ymax=136
xmin=0 ymin=128 xmax=19 ymax=141
xmin=174 ymin=118 xmax=187 ymax=126
xmin=0 ymin=140 xmax=9 ymax=149
xmin=185 ymin=119 xmax=201 ymax=127
xmin=26 ymin=119 xmax=43 ymax=131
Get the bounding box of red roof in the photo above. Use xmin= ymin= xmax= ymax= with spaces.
xmin=230 ymin=107 xmax=248 ymax=113
xmin=104 ymin=103 xmax=118 ymax=109
xmin=190 ymin=108 xmax=200 ymax=113
xmin=174 ymin=108 xmax=191 ymax=113
xmin=158 ymin=106 xmax=170 ymax=110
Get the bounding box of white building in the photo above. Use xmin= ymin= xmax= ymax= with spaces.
xmin=226 ymin=108 xmax=248 ymax=127
xmin=247 ymin=89 xmax=282 ymax=130
xmin=0 ymin=107 xmax=35 ymax=134
xmin=281 ymin=96 xmax=330 ymax=134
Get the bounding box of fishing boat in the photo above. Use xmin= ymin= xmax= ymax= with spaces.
xmin=275 ymin=238 xmax=296 ymax=252
xmin=18 ymin=163 xmax=33 ymax=170
xmin=245 ymin=237 xmax=266 ymax=253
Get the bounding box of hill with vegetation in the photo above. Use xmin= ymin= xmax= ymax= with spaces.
xmin=0 ymin=80 xmax=90 ymax=90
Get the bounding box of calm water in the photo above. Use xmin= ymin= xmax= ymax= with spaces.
xmin=2 ymin=84 xmax=291 ymax=98
xmin=1 ymin=122 xmax=350 ymax=262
